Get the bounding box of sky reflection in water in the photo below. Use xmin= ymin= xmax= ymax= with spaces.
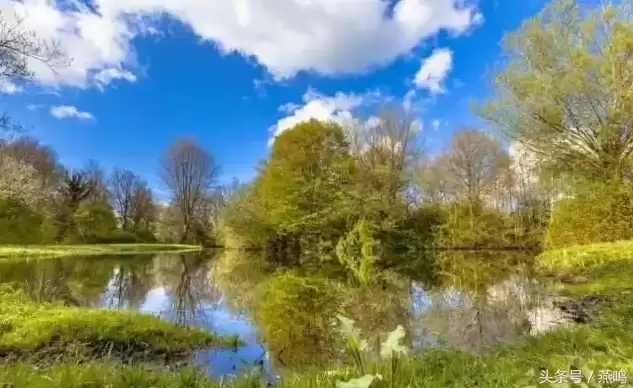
xmin=0 ymin=250 xmax=562 ymax=378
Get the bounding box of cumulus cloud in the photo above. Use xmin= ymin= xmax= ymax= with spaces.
xmin=49 ymin=105 xmax=94 ymax=120
xmin=414 ymin=48 xmax=453 ymax=94
xmin=269 ymin=89 xmax=368 ymax=145
xmin=0 ymin=0 xmax=481 ymax=88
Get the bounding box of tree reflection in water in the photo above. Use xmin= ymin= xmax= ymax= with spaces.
xmin=0 ymin=249 xmax=560 ymax=375
xmin=102 ymin=255 xmax=156 ymax=310
xmin=154 ymin=252 xmax=223 ymax=326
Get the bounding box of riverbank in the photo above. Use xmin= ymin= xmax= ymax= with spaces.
xmin=2 ymin=241 xmax=632 ymax=387
xmin=0 ymin=287 xmax=238 ymax=365
xmin=0 ymin=243 xmax=202 ymax=260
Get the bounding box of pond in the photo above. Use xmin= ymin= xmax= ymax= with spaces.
xmin=0 ymin=250 xmax=567 ymax=379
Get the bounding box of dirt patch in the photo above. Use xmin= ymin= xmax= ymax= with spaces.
xmin=553 ymin=294 xmax=613 ymax=324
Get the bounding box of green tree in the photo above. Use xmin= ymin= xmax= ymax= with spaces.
xmin=479 ymin=0 xmax=633 ymax=182
xmin=261 ymin=119 xmax=352 ymax=237
xmin=74 ymin=198 xmax=118 ymax=240
xmin=0 ymin=197 xmax=44 ymax=244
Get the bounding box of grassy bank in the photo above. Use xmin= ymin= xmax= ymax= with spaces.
xmin=2 ymin=242 xmax=633 ymax=387
xmin=0 ymin=243 xmax=202 ymax=259
xmin=0 ymin=288 xmax=238 ymax=364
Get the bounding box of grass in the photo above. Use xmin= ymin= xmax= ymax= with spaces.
xmin=0 ymin=243 xmax=202 ymax=259
xmin=0 ymin=287 xmax=239 ymax=364
xmin=536 ymin=240 xmax=633 ymax=272
xmin=2 ymin=241 xmax=633 ymax=387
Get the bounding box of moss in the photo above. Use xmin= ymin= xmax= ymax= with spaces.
xmin=0 ymin=288 xmax=238 ymax=363
xmin=0 ymin=244 xmax=202 ymax=260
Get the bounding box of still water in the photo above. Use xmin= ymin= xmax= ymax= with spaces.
xmin=0 ymin=250 xmax=565 ymax=378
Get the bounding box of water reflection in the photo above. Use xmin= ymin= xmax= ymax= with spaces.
xmin=0 ymin=249 xmax=564 ymax=377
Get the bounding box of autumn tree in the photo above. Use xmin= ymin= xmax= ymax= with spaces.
xmin=479 ymin=0 xmax=633 ymax=183
xmin=159 ymin=138 xmax=219 ymax=243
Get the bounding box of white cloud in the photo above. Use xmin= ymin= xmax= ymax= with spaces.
xmin=0 ymin=80 xmax=22 ymax=94
xmin=26 ymin=104 xmax=42 ymax=111
xmin=0 ymin=0 xmax=481 ymax=88
xmin=94 ymin=68 xmax=137 ymax=87
xmin=49 ymin=105 xmax=95 ymax=120
xmin=269 ymin=89 xmax=366 ymax=145
xmin=414 ymin=48 xmax=453 ymax=94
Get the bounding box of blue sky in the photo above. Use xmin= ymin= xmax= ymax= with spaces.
xmin=0 ymin=0 xmax=548 ymax=194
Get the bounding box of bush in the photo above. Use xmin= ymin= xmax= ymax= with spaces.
xmin=0 ymin=198 xmax=44 ymax=244
xmin=546 ymin=181 xmax=633 ymax=248
xmin=381 ymin=204 xmax=446 ymax=253
xmin=438 ymin=201 xmax=510 ymax=248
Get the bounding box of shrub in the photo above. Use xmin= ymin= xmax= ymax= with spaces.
xmin=546 ymin=181 xmax=633 ymax=248
xmin=0 ymin=198 xmax=44 ymax=244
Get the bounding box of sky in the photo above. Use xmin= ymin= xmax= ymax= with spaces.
xmin=0 ymin=0 xmax=549 ymax=194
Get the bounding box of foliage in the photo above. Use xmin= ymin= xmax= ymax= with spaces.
xmin=0 ymin=153 xmax=47 ymax=209
xmin=335 ymin=219 xmax=380 ymax=286
xmin=74 ymin=198 xmax=117 ymax=239
xmin=379 ymin=204 xmax=445 ymax=256
xmin=255 ymin=272 xmax=342 ymax=369
xmin=438 ymin=201 xmax=511 ymax=248
xmin=546 ymin=181 xmax=633 ymax=248
xmin=479 ymin=0 xmax=633 ymax=182
xmin=261 ymin=120 xmax=352 ymax=236
xmin=0 ymin=197 xmax=44 ymax=244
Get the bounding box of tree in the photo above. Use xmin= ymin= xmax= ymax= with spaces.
xmin=479 ymin=0 xmax=633 ymax=182
xmin=75 ymin=198 xmax=117 ymax=239
xmin=0 ymin=152 xmax=45 ymax=209
xmin=58 ymin=170 xmax=92 ymax=211
xmin=129 ymin=179 xmax=155 ymax=232
xmin=56 ymin=170 xmax=93 ymax=240
xmin=443 ymin=129 xmax=509 ymax=202
xmin=159 ymin=138 xmax=219 ymax=243
xmin=0 ymin=11 xmax=67 ymax=132
xmin=83 ymin=159 xmax=109 ymax=202
xmin=0 ymin=136 xmax=62 ymax=190
xmin=413 ymin=154 xmax=456 ymax=204
xmin=260 ymin=119 xmax=352 ymax=237
xmin=109 ymin=168 xmax=139 ymax=230
xmin=348 ymin=107 xmax=422 ymax=218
